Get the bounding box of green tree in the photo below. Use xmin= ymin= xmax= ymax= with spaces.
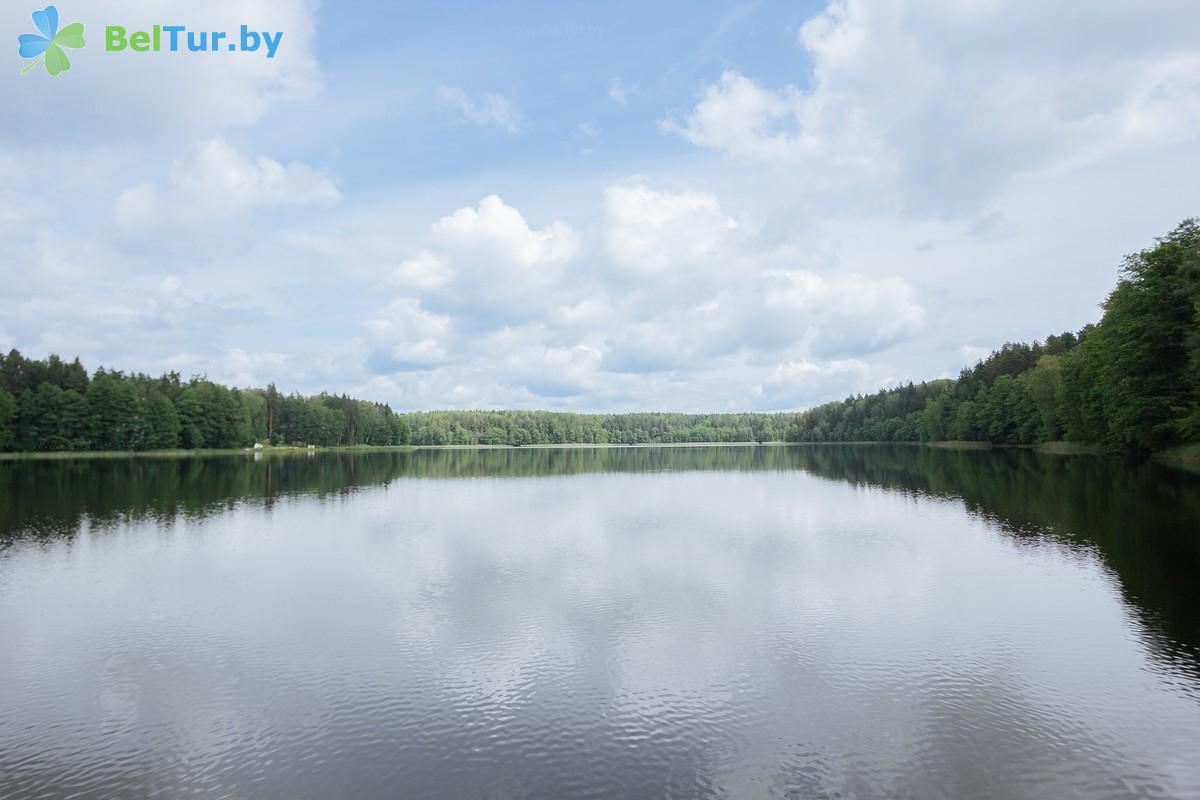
xmin=1086 ymin=222 xmax=1198 ymax=451
xmin=27 ymin=384 xmax=66 ymax=451
xmin=87 ymin=373 xmax=142 ymax=450
xmin=58 ymin=389 xmax=92 ymax=450
xmin=0 ymin=388 xmax=15 ymax=451
xmin=1023 ymin=355 xmax=1066 ymax=441
xmin=177 ymin=381 xmax=251 ymax=449
xmin=143 ymin=391 xmax=182 ymax=450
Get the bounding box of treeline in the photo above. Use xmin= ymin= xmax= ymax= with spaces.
xmin=787 ymin=219 xmax=1200 ymax=454
xmin=0 ymin=362 xmax=796 ymax=453
xmin=0 ymin=357 xmax=411 ymax=452
xmin=405 ymin=411 xmax=791 ymax=446
xmin=0 ymin=356 xmax=791 ymax=452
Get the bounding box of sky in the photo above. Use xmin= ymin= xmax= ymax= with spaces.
xmin=3 ymin=0 xmax=1199 ymax=412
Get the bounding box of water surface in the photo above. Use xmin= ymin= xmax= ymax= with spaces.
xmin=1 ymin=446 xmax=1198 ymax=799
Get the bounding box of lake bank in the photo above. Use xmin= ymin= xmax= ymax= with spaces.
xmin=0 ymin=438 xmax=1190 ymax=462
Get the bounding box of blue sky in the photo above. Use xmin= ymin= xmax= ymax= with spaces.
xmin=3 ymin=1 xmax=1199 ymax=411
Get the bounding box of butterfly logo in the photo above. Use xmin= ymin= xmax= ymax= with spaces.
xmin=17 ymin=5 xmax=84 ymax=76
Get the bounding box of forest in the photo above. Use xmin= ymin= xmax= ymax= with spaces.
xmin=0 ymin=360 xmax=411 ymax=452
xmin=786 ymin=220 xmax=1200 ymax=454
xmin=0 ymin=354 xmax=792 ymax=452
xmin=0 ymin=220 xmax=1196 ymax=456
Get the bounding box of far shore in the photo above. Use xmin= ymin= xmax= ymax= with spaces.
xmin=2 ymin=439 xmax=1185 ymax=463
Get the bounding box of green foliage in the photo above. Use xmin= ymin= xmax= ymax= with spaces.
xmin=57 ymin=389 xmax=92 ymax=451
xmin=1086 ymin=221 xmax=1198 ymax=452
xmin=398 ymin=410 xmax=792 ymax=447
xmin=786 ymin=219 xmax=1200 ymax=454
xmin=0 ymin=389 xmax=15 ymax=451
xmin=178 ymin=382 xmax=250 ymax=449
xmin=143 ymin=391 xmax=182 ymax=450
xmin=785 ymin=380 xmax=951 ymax=443
xmin=1022 ymin=356 xmax=1066 ymax=440
xmin=11 ymin=384 xmax=91 ymax=452
xmin=87 ymin=373 xmax=142 ymax=451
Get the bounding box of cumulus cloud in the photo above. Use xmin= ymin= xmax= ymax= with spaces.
xmin=406 ymin=195 xmax=581 ymax=324
xmin=439 ymin=87 xmax=524 ymax=134
xmin=168 ymin=138 xmax=341 ymax=213
xmin=662 ymin=72 xmax=833 ymax=164
xmin=665 ymin=0 xmax=1200 ymax=212
xmin=222 ymin=348 xmax=290 ymax=387
xmin=480 ymin=326 xmax=604 ymax=398
xmin=753 ymin=358 xmax=873 ymax=408
xmin=604 ymin=183 xmax=739 ymax=277
xmin=114 ymin=137 xmax=340 ymax=229
xmin=434 ymin=195 xmax=576 ymax=266
xmin=354 ymin=185 xmax=924 ymax=408
xmin=602 ymin=310 xmax=726 ymax=374
xmin=760 ymin=271 xmax=926 ymax=358
xmin=391 ymin=251 xmax=456 ymax=291
xmin=364 ymin=297 xmax=454 ymax=371
xmin=2 ymin=272 xmax=248 ymax=370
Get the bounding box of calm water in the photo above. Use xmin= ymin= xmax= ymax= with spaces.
xmin=1 ymin=446 xmax=1198 ymax=799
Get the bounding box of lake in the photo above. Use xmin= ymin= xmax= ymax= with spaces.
xmin=1 ymin=446 xmax=1198 ymax=799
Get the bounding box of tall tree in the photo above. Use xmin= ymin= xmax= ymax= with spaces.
xmin=143 ymin=391 xmax=182 ymax=450
xmin=87 ymin=373 xmax=142 ymax=451
xmin=0 ymin=389 xmax=15 ymax=451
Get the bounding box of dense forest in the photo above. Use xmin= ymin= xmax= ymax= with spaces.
xmin=0 ymin=354 xmax=791 ymax=452
xmin=405 ymin=410 xmax=791 ymax=446
xmin=0 ymin=359 xmax=411 ymax=452
xmin=1 ymin=220 xmax=1196 ymax=456
xmin=786 ymin=220 xmax=1200 ymax=454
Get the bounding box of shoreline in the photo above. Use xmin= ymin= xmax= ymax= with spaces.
xmin=0 ymin=439 xmax=1182 ymax=462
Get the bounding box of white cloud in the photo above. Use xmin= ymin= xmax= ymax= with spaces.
xmin=112 ymin=183 xmax=160 ymax=230
xmin=438 ymin=87 xmax=524 ymax=134
xmin=114 ymin=137 xmax=340 ymax=229
xmin=2 ymin=271 xmax=247 ymax=370
xmin=405 ymin=195 xmax=581 ymax=324
xmin=481 ymin=326 xmax=604 ymax=398
xmin=351 ymin=185 xmax=925 ymax=408
xmin=957 ymin=344 xmax=994 ymax=365
xmin=364 ymin=297 xmax=454 ymax=369
xmin=760 ymin=271 xmax=926 ymax=357
xmin=391 ymin=250 xmax=455 ymax=291
xmin=516 ymin=344 xmax=603 ymax=397
xmin=170 ymin=138 xmax=341 ymax=213
xmin=434 ymin=195 xmax=576 ymax=267
xmin=753 ymin=358 xmax=872 ymax=408
xmin=601 ymin=310 xmax=729 ymax=374
xmin=608 ymin=80 xmax=629 ymax=105
xmin=662 ymin=72 xmax=832 ymax=163
xmin=665 ymin=0 xmax=1200 ymax=212
xmin=604 ymin=183 xmax=738 ymax=277
xmin=222 ymin=348 xmax=290 ymax=387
